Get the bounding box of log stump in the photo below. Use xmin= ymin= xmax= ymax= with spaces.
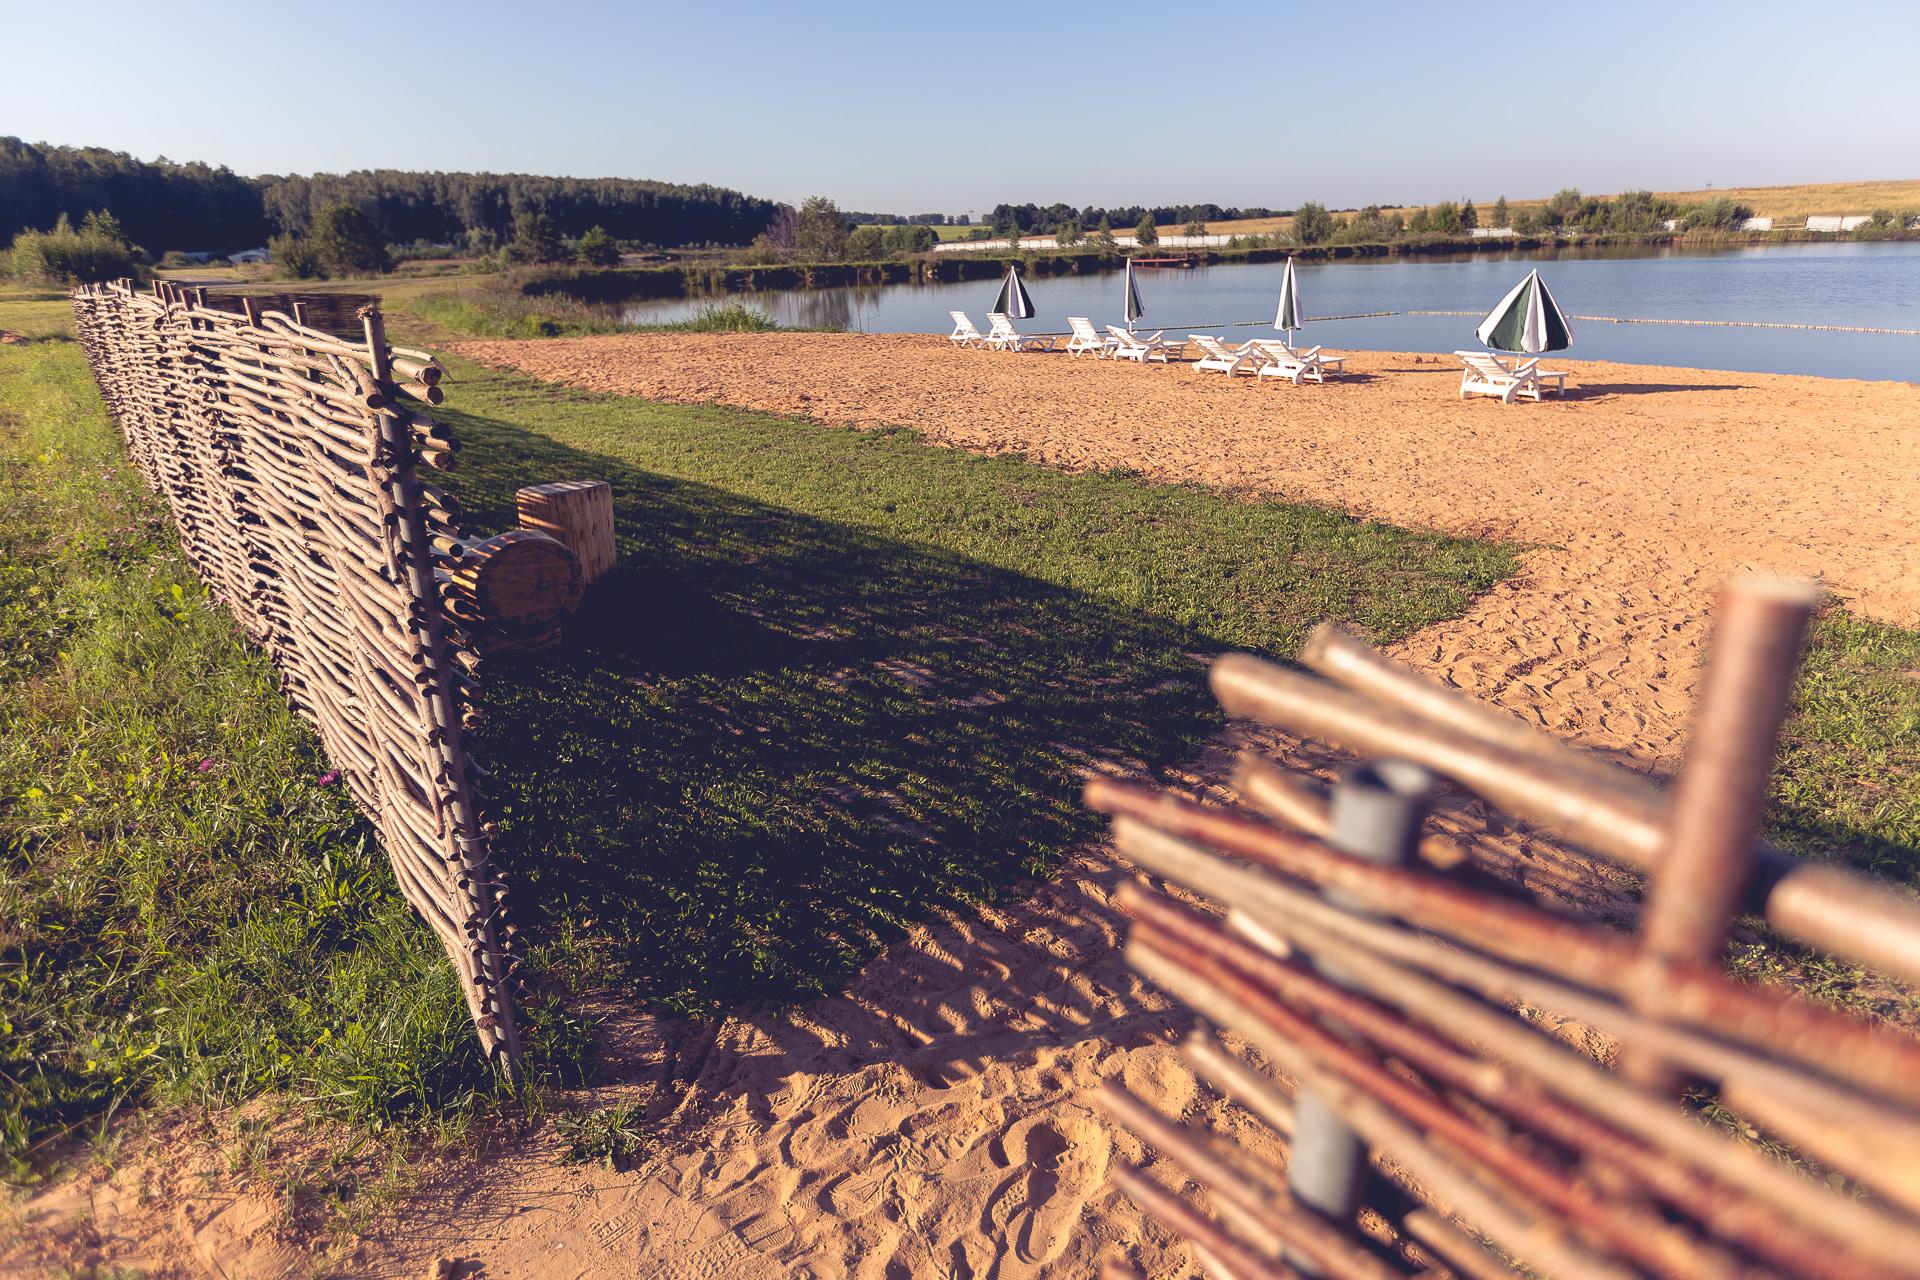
xmin=441 ymin=530 xmax=582 ymax=653
xmin=517 ymin=480 xmax=616 ymax=585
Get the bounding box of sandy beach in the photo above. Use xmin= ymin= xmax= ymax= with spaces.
xmin=14 ymin=335 xmax=1919 ymax=1279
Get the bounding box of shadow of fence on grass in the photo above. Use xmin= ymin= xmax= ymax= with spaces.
xmin=442 ymin=408 xmax=1221 ymax=1018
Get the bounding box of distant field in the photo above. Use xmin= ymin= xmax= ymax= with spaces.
xmin=1201 ymin=214 xmax=1299 ymax=237
xmin=1203 ymin=177 xmax=1920 ymax=235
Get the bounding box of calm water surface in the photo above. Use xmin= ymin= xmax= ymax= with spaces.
xmin=619 ymin=243 xmax=1920 ymax=381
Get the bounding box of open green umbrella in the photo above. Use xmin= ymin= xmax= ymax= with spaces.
xmin=1274 ymin=256 xmax=1304 ymax=346
xmin=1476 ymin=268 xmax=1573 ymax=355
xmin=1123 ymin=257 xmax=1145 ymax=332
xmin=991 ymin=263 xmax=1035 ymax=319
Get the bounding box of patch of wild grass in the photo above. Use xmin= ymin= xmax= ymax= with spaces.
xmin=636 ymin=302 xmax=778 ymax=333
xmin=404 ymin=288 xmax=780 ymax=341
xmin=1725 ymin=609 xmax=1920 ymax=1023
xmin=0 ymin=339 xmax=587 ymax=1179
xmin=407 ymin=288 xmax=631 ymax=341
xmin=555 ymin=1102 xmax=652 ymax=1170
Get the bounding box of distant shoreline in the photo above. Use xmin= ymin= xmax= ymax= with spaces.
xmin=526 ymin=229 xmax=1920 ymax=306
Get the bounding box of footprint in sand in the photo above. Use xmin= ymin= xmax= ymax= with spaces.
xmin=983 ymin=1105 xmax=1111 ymax=1271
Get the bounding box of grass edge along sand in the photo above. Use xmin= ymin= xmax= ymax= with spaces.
xmin=431 ymin=355 xmax=1518 ymax=1019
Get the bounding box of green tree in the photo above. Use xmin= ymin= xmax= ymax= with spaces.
xmin=1460 ymin=199 xmax=1478 ymax=231
xmin=1094 ymin=215 xmax=1116 ymax=250
xmin=1609 ymin=190 xmax=1661 ymax=233
xmin=792 ymin=196 xmax=850 ymax=261
xmin=575 ymin=224 xmax=620 ymax=266
xmin=1292 ymin=201 xmax=1334 ymax=245
xmin=2 ymin=219 xmax=138 ymax=283
xmin=1056 ymin=221 xmax=1082 ymax=248
xmin=308 ymin=203 xmax=391 ymax=275
xmin=1545 ymin=188 xmax=1584 ymax=227
xmin=1134 ymin=214 xmax=1159 ymax=247
xmin=80 ymin=209 xmax=130 ymax=246
xmin=269 ymin=233 xmax=323 ymax=279
xmin=1491 ymin=195 xmax=1510 ymax=228
xmin=1427 ymin=201 xmax=1464 ymax=235
xmin=1405 ymin=206 xmax=1433 ymax=234
xmin=846 ymin=225 xmax=887 ymax=259
xmin=507 ymin=211 xmax=566 ymax=264
xmin=1183 ymin=217 xmax=1208 ymax=238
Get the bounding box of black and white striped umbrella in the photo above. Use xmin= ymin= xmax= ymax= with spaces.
xmin=991 ymin=263 xmax=1035 ymax=319
xmin=1123 ymin=257 xmax=1145 ymax=331
xmin=1274 ymin=256 xmax=1304 ymax=340
xmin=1476 ymin=268 xmax=1573 ymax=354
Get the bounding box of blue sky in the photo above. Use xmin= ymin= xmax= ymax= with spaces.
xmin=4 ymin=0 xmax=1915 ymax=213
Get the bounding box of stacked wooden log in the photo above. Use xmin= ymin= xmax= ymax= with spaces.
xmin=440 ymin=529 xmax=583 ymax=655
xmin=1090 ymin=578 xmax=1920 ymax=1279
xmin=517 ymin=480 xmax=616 ymax=585
xmin=70 ymin=280 xmax=524 ymax=1070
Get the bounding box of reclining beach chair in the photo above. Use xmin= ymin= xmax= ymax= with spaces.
xmin=1189 ymin=334 xmax=1264 ymax=377
xmin=1106 ymin=325 xmax=1187 ymax=363
xmin=1455 ymin=350 xmax=1568 ymax=403
xmin=949 ymin=310 xmax=986 ymax=348
xmin=1269 ymin=337 xmax=1346 ymax=376
xmin=985 ymin=312 xmax=1058 ymax=353
xmin=1251 ymin=339 xmax=1333 ymax=385
xmin=1066 ymin=316 xmax=1114 ymax=358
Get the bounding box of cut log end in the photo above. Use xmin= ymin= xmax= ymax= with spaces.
xmin=516 ymin=480 xmax=616 ymax=585
xmin=444 ymin=530 xmax=582 ymax=632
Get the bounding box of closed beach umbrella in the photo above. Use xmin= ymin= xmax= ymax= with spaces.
xmin=1123 ymin=257 xmax=1145 ymax=332
xmin=1274 ymin=255 xmax=1304 ymax=343
xmin=1477 ymin=268 xmax=1573 ymax=354
xmin=991 ymin=262 xmax=1035 ymax=320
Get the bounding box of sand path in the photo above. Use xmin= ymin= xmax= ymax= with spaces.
xmin=13 ymin=336 xmax=1918 ymax=1279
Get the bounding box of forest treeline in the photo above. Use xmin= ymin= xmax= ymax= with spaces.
xmin=260 ymin=171 xmax=778 ymax=250
xmin=0 ymin=138 xmax=780 ymax=253
xmin=983 ymin=201 xmax=1290 ymax=235
xmin=0 ymin=138 xmax=266 ymax=254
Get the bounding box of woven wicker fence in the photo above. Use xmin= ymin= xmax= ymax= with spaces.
xmin=1089 ymin=581 xmax=1920 ymax=1279
xmin=71 ymin=280 xmax=523 ymax=1071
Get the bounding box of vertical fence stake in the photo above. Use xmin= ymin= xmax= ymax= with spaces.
xmin=1284 ymin=760 xmax=1436 ymax=1271
xmin=364 ymin=306 xmax=524 ymax=1076
xmin=1624 ymin=576 xmax=1816 ymax=1095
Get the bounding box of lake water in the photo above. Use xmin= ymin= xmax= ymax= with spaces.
xmin=618 ymin=242 xmax=1920 ymax=382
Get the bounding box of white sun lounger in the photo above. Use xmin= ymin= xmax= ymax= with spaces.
xmin=1250 ymin=339 xmax=1333 ymax=384
xmin=1106 ymin=325 xmax=1187 ymax=363
xmin=1455 ymin=350 xmax=1568 ymax=403
xmin=1268 ymin=337 xmax=1346 ymax=376
xmin=1189 ymin=334 xmax=1264 ymax=376
xmin=1066 ymin=316 xmax=1114 ymax=358
xmin=985 ymin=312 xmax=1057 ymax=353
xmin=949 ymin=310 xmax=986 ymax=348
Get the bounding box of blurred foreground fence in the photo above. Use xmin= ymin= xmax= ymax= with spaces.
xmin=72 ymin=280 xmax=523 ymax=1070
xmin=1090 ymin=579 xmax=1920 ymax=1279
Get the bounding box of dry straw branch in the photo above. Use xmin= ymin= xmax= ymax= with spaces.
xmin=71 ymin=279 xmax=523 ymax=1070
xmin=1088 ymin=580 xmax=1920 ymax=1279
